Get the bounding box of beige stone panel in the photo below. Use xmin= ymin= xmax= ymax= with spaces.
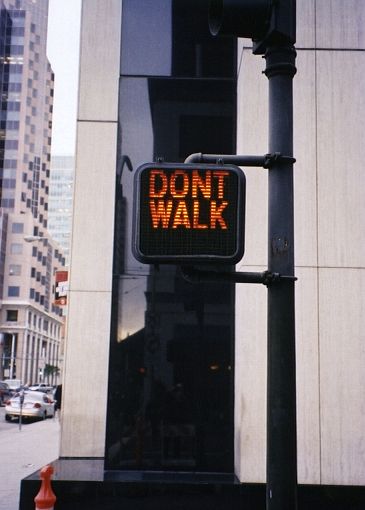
xmin=319 ymin=268 xmax=365 ymax=485
xmin=235 ymin=267 xmax=321 ymax=483
xmin=235 ymin=267 xmax=267 ymax=482
xmin=60 ymin=290 xmax=112 ymax=457
xmin=294 ymin=50 xmax=317 ymax=267
xmin=295 ymin=267 xmax=321 ymax=484
xmin=317 ymin=52 xmax=365 ymax=268
xmin=237 ymin=50 xmax=268 ymax=268
xmin=316 ymin=0 xmax=365 ymax=49
xmin=297 ymin=0 xmax=315 ymax=48
xmin=69 ymin=121 xmax=117 ymax=292
xmin=78 ymin=0 xmax=121 ymax=121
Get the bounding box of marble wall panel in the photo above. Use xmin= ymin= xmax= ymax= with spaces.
xmin=69 ymin=121 xmax=117 ymax=292
xmin=317 ymin=52 xmax=365 ymax=268
xmin=78 ymin=0 xmax=122 ymax=121
xmin=60 ymin=290 xmax=112 ymax=457
xmin=319 ymin=268 xmax=365 ymax=485
xmin=316 ymin=0 xmax=365 ymax=50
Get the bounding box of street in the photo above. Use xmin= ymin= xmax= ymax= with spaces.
xmin=0 ymin=407 xmax=60 ymax=510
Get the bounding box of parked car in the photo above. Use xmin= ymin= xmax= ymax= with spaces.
xmin=5 ymin=390 xmax=55 ymax=422
xmin=28 ymin=383 xmax=54 ymax=393
xmin=0 ymin=381 xmax=12 ymax=406
xmin=3 ymin=379 xmax=23 ymax=392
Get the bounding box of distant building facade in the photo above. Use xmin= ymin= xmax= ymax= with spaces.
xmin=48 ymin=155 xmax=74 ymax=264
xmin=0 ymin=0 xmax=65 ymax=385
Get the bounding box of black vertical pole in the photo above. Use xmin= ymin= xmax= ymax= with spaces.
xmin=264 ymin=44 xmax=297 ymax=510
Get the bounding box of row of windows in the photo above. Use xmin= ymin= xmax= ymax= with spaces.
xmin=29 ymin=288 xmax=45 ymax=304
xmin=1 ymin=83 xmax=22 ymax=92
xmin=1 ymin=101 xmax=20 ymax=111
xmin=0 ymin=159 xmax=17 ymax=169
xmin=0 ymin=178 xmax=16 ymax=188
xmin=5 ymin=26 xmax=25 ymax=36
xmin=1 ymin=198 xmax=15 ymax=207
xmin=0 ymin=120 xmax=20 ymax=129
xmin=5 ymin=309 xmax=61 ymax=338
xmin=5 ymin=44 xmax=24 ymax=55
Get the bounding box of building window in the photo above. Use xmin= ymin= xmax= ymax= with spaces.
xmin=11 ymin=222 xmax=24 ymax=233
xmin=6 ymin=310 xmax=18 ymax=322
xmin=10 ymin=243 xmax=22 ymax=255
xmin=30 ymin=288 xmax=35 ymax=299
xmin=9 ymin=264 xmax=21 ymax=275
xmin=8 ymin=286 xmax=20 ymax=297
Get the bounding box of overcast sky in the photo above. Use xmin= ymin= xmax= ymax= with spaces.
xmin=46 ymin=0 xmax=82 ymax=156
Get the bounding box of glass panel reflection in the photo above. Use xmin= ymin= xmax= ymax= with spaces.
xmin=121 ymin=0 xmax=235 ymax=78
xmin=106 ymin=0 xmax=237 ymax=474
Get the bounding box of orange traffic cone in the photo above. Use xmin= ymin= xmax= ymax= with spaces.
xmin=34 ymin=465 xmax=57 ymax=510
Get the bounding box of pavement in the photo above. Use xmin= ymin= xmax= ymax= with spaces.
xmin=0 ymin=409 xmax=60 ymax=510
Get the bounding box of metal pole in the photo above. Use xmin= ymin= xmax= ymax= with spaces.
xmin=9 ymin=333 xmax=16 ymax=379
xmin=264 ymin=44 xmax=297 ymax=510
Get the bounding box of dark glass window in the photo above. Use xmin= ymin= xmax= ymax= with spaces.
xmin=106 ymin=0 xmax=237 ymax=475
xmin=6 ymin=309 xmax=18 ymax=321
xmin=11 ymin=222 xmax=23 ymax=233
xmin=8 ymin=286 xmax=20 ymax=297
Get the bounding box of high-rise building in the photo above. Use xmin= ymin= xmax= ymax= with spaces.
xmin=48 ymin=155 xmax=74 ymax=264
xmin=0 ymin=0 xmax=65 ymax=385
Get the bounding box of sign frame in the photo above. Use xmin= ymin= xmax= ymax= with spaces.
xmin=133 ymin=162 xmax=245 ymax=264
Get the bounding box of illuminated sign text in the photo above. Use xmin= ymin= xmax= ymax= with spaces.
xmin=133 ymin=163 xmax=245 ymax=264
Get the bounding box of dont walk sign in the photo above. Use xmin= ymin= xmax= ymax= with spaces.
xmin=133 ymin=162 xmax=245 ymax=264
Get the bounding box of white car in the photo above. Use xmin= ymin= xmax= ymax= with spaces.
xmin=28 ymin=383 xmax=54 ymax=393
xmin=5 ymin=390 xmax=55 ymax=422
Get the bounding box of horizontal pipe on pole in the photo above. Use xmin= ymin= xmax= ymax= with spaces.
xmin=184 ymin=152 xmax=268 ymax=167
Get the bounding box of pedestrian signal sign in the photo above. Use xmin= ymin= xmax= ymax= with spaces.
xmin=133 ymin=162 xmax=245 ymax=264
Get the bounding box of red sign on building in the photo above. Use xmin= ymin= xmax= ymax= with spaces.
xmin=54 ymin=270 xmax=68 ymax=306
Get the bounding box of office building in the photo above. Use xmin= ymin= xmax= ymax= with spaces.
xmin=0 ymin=0 xmax=65 ymax=384
xmin=48 ymin=154 xmax=74 ymax=264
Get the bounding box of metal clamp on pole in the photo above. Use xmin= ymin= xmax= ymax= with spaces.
xmin=184 ymin=151 xmax=295 ymax=169
xmin=180 ymin=266 xmax=297 ymax=286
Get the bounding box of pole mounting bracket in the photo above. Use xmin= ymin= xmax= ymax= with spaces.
xmin=180 ymin=266 xmax=297 ymax=287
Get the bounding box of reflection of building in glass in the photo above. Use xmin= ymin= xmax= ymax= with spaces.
xmin=105 ymin=0 xmax=236 ymax=473
xmin=48 ymin=155 xmax=74 ymax=264
xmin=0 ymin=0 xmax=65 ymax=385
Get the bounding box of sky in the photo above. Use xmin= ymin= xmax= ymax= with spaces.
xmin=46 ymin=0 xmax=82 ymax=156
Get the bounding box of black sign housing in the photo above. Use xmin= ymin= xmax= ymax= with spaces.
xmin=133 ymin=162 xmax=245 ymax=264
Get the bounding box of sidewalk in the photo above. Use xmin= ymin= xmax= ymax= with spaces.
xmin=0 ymin=417 xmax=60 ymax=510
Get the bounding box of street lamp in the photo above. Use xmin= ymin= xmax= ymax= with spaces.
xmin=24 ymin=235 xmax=47 ymax=244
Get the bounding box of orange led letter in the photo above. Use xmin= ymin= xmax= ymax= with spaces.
xmin=213 ymin=171 xmax=229 ymax=199
xmin=150 ymin=200 xmax=173 ymax=228
xmin=193 ymin=201 xmax=208 ymax=229
xmin=192 ymin=170 xmax=211 ymax=198
xmin=170 ymin=170 xmax=189 ymax=198
xmin=172 ymin=200 xmax=191 ymax=228
xmin=149 ymin=170 xmax=168 ymax=198
xmin=210 ymin=201 xmax=228 ymax=229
